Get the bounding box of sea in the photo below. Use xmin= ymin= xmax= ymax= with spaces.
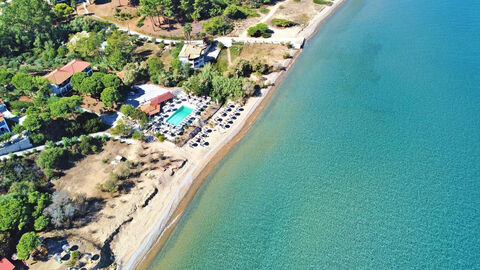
xmin=146 ymin=0 xmax=480 ymax=268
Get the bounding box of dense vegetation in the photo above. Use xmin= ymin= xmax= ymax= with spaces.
xmin=0 ymin=135 xmax=108 ymax=259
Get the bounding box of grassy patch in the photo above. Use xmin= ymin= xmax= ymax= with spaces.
xmin=215 ymin=49 xmax=229 ymax=73
xmin=229 ymin=44 xmax=243 ymax=63
xmin=313 ymin=0 xmax=330 ymax=4
xmin=259 ymin=6 xmax=270 ymax=14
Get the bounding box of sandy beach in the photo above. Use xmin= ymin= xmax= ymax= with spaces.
xmin=112 ymin=1 xmax=346 ymax=269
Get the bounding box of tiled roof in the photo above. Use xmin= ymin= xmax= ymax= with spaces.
xmin=140 ymin=103 xmax=161 ymax=116
xmin=44 ymin=60 xmax=91 ymax=85
xmin=0 ymin=257 xmax=15 ymax=270
xmin=150 ymin=92 xmax=174 ymax=105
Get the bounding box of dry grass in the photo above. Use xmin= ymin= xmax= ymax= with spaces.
xmin=238 ymin=43 xmax=290 ymax=65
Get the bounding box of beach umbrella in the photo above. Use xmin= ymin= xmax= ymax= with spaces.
xmin=62 ymin=244 xmax=70 ymax=254
xmin=53 ymin=253 xmax=62 ymax=263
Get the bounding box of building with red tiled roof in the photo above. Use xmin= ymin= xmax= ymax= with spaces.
xmin=0 ymin=257 xmax=15 ymax=270
xmin=44 ymin=60 xmax=93 ymax=95
xmin=140 ymin=92 xmax=174 ymax=116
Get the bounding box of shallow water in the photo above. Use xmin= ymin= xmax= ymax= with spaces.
xmin=147 ymin=0 xmax=480 ymax=268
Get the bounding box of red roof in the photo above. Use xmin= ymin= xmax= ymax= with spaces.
xmin=0 ymin=258 xmax=14 ymax=270
xmin=44 ymin=60 xmax=91 ymax=85
xmin=150 ymin=92 xmax=174 ymax=105
xmin=140 ymin=103 xmax=161 ymax=116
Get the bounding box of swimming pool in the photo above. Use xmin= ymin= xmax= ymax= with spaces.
xmin=166 ymin=105 xmax=194 ymax=126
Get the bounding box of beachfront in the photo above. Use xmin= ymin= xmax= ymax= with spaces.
xmin=0 ymin=0 xmax=345 ymax=268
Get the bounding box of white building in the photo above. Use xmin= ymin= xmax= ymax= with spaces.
xmin=178 ymin=43 xmax=212 ymax=68
xmin=44 ymin=59 xmax=93 ymax=95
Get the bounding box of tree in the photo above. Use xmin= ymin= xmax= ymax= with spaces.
xmin=70 ymin=0 xmax=77 ymax=15
xmin=23 ymin=107 xmax=51 ymax=132
xmin=34 ymin=216 xmax=50 ymax=231
xmin=80 ymin=73 xmax=104 ymax=97
xmin=101 ymin=87 xmax=122 ymax=108
xmin=53 ymin=3 xmax=74 ymax=19
xmin=49 ymin=96 xmax=83 ymax=118
xmin=0 ymin=195 xmax=28 ymax=231
xmin=43 ymin=191 xmax=77 ymax=228
xmin=101 ymin=74 xmax=123 ymax=89
xmin=0 ymin=69 xmax=13 ymax=85
xmin=70 ymin=72 xmax=88 ymax=92
xmin=11 ymin=72 xmax=34 ymax=91
xmin=203 ymin=16 xmax=233 ymax=35
xmin=0 ymin=0 xmax=54 ymax=56
xmin=147 ymin=56 xmax=164 ymax=78
xmin=105 ymin=31 xmax=134 ymax=71
xmin=223 ymin=5 xmax=247 ymax=20
xmin=67 ymin=32 xmax=103 ymax=59
xmin=228 ymin=59 xmax=253 ymax=77
xmin=183 ymin=23 xmax=192 ymax=42
xmin=247 ymin=23 xmax=270 ymax=37
xmin=36 ymin=147 xmax=69 ymax=169
xmin=122 ymin=62 xmax=147 ymax=85
xmin=16 ymin=232 xmax=40 ymax=260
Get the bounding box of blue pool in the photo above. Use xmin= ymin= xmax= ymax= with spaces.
xmin=167 ymin=105 xmax=194 ymax=126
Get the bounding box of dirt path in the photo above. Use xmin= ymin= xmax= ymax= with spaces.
xmin=227 ymin=48 xmax=232 ymax=66
xmin=240 ymin=2 xmax=282 ymax=37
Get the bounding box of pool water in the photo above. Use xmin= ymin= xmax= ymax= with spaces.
xmin=167 ymin=105 xmax=194 ymax=126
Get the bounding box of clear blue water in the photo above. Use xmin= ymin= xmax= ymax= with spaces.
xmin=147 ymin=0 xmax=480 ymax=268
xmin=166 ymin=105 xmax=193 ymax=126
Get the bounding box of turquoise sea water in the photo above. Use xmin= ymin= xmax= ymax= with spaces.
xmin=147 ymin=0 xmax=480 ymax=268
xmin=167 ymin=105 xmax=194 ymax=126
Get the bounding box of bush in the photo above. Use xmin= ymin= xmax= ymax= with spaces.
xmin=34 ymin=216 xmax=50 ymax=231
xmin=96 ymin=172 xmax=119 ymax=194
xmin=136 ymin=16 xmax=146 ymax=27
xmin=16 ymin=232 xmax=40 ymax=260
xmin=223 ymin=5 xmax=247 ymax=19
xmin=272 ymin=18 xmax=296 ymax=27
xmin=67 ymin=250 xmax=80 ymax=268
xmin=131 ymin=131 xmax=145 ymax=141
xmin=8 ymin=100 xmax=33 ymax=112
xmin=203 ymin=17 xmax=233 ymax=35
xmin=247 ymin=23 xmax=269 ymax=37
xmin=155 ymin=133 xmax=166 ymax=142
xmin=36 ymin=147 xmax=69 ymax=169
xmin=313 ymin=0 xmax=330 ymax=4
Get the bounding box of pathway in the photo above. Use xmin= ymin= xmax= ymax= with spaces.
xmin=240 ymin=2 xmax=283 ymax=38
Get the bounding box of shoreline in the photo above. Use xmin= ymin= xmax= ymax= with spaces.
xmin=121 ymin=1 xmax=346 ymax=269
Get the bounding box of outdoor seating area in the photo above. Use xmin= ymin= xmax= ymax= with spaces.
xmin=147 ymin=94 xmax=212 ymax=140
xmin=213 ymin=103 xmax=245 ymax=130
xmin=188 ymin=102 xmax=244 ymax=148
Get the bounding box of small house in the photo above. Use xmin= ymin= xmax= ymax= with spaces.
xmin=44 ymin=60 xmax=93 ymax=95
xmin=178 ymin=43 xmax=212 ymax=69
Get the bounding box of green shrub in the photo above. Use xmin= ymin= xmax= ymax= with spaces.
xmin=272 ymin=18 xmax=297 ymax=27
xmin=154 ymin=133 xmax=165 ymax=142
xmin=132 ymin=131 xmax=145 ymax=141
xmin=259 ymin=6 xmax=269 ymax=14
xmin=34 ymin=216 xmax=50 ymax=231
xmin=8 ymin=100 xmax=33 ymax=112
xmin=16 ymin=232 xmax=40 ymax=260
xmin=136 ymin=16 xmax=146 ymax=27
xmin=247 ymin=23 xmax=269 ymax=37
xmin=313 ymin=0 xmax=330 ymax=4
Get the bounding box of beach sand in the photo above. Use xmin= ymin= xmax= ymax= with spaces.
xmin=112 ymin=1 xmax=346 ymax=269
